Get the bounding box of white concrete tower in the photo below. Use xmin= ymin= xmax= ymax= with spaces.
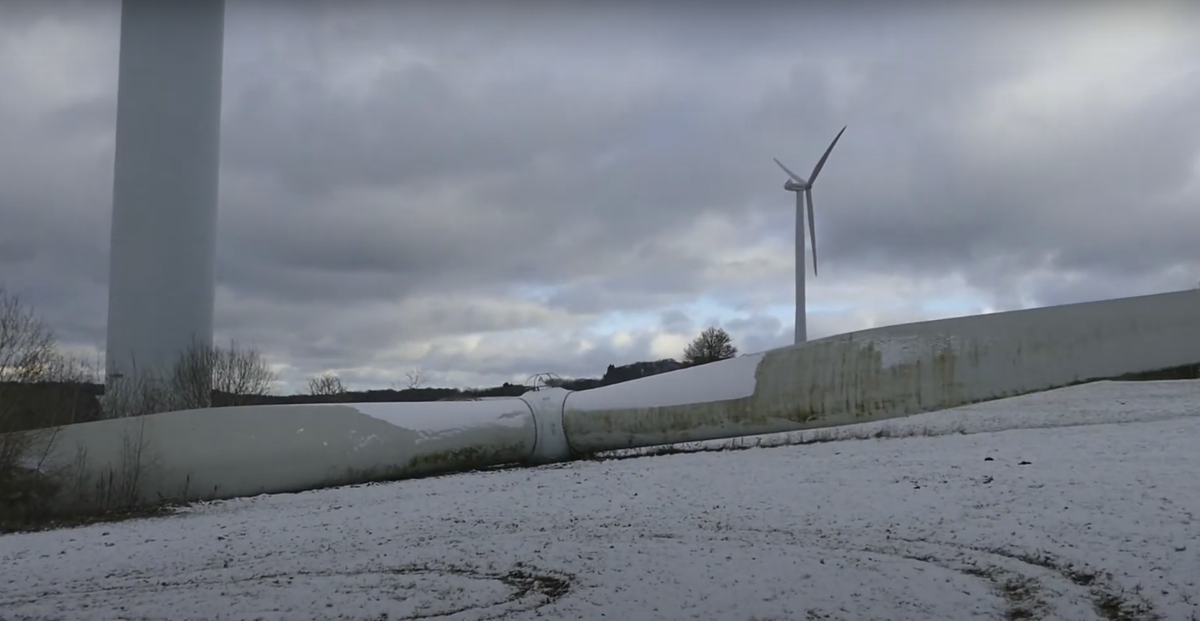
xmin=105 ymin=0 xmax=226 ymax=382
xmin=794 ymin=193 xmax=807 ymax=344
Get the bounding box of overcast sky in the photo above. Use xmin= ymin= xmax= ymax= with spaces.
xmin=2 ymin=1 xmax=1198 ymax=392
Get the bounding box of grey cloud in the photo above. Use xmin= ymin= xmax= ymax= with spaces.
xmin=3 ymin=2 xmax=1199 ymax=390
xmin=0 ymin=234 xmax=36 ymax=265
xmin=722 ymin=314 xmax=787 ymax=356
xmin=658 ymin=310 xmax=693 ymax=335
xmin=37 ymin=98 xmax=116 ymax=140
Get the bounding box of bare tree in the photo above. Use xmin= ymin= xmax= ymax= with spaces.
xmin=102 ymin=340 xmax=277 ymax=417
xmin=210 ymin=340 xmax=276 ymax=406
xmin=168 ymin=339 xmax=217 ymax=410
xmin=1 ymin=287 xmax=58 ymax=466
xmin=307 ymin=372 xmax=347 ymax=399
xmin=0 ymin=287 xmax=278 ymax=522
xmin=683 ymin=326 xmax=738 ymax=366
xmin=0 ymin=286 xmax=57 ymax=388
xmin=102 ymin=366 xmax=180 ymax=420
xmin=0 ymin=286 xmax=99 ymax=522
xmin=402 ymin=368 xmax=425 ymax=390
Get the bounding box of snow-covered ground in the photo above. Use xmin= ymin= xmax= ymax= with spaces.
xmin=2 ymin=380 xmax=1199 ymax=621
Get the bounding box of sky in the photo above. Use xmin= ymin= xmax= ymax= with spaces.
xmin=1 ymin=1 xmax=1198 ymax=393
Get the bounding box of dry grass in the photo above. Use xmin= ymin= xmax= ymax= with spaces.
xmin=1 ymin=287 xmax=276 ymax=534
xmin=0 ymin=417 xmax=180 ymax=534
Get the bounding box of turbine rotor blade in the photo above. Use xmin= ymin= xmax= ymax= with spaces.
xmin=773 ymin=158 xmax=808 ymax=186
xmin=806 ymin=188 xmax=818 ymax=276
xmin=795 ymin=191 xmax=806 ymax=272
xmin=808 ymin=125 xmax=846 ymax=185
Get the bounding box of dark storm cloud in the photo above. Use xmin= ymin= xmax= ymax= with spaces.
xmin=216 ymin=2 xmax=1200 ymax=314
xmin=2 ymin=1 xmax=1199 ymax=389
xmin=211 ymin=1 xmax=1029 ymax=308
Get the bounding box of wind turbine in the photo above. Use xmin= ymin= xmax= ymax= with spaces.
xmin=773 ymin=125 xmax=846 ymax=345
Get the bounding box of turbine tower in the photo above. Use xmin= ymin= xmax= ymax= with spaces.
xmin=106 ymin=0 xmax=226 ymax=383
xmin=773 ymin=126 xmax=846 ymax=345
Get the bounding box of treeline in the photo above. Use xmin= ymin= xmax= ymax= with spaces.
xmin=244 ymin=357 xmax=689 ymax=405
xmin=285 ymin=325 xmax=738 ymax=404
xmin=1 ymin=279 xmax=744 ymax=437
xmin=1 ymin=356 xmax=693 ymax=414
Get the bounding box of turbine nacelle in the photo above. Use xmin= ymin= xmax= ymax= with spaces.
xmin=783 ymin=179 xmax=808 ymax=192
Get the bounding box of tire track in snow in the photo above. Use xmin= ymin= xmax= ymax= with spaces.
xmin=715 ymin=525 xmax=1159 ymax=621
xmin=0 ymin=562 xmax=573 ymax=621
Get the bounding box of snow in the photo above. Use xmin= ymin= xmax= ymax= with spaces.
xmin=566 ymin=352 xmax=765 ymax=411
xmin=2 ymin=380 xmax=1199 ymax=621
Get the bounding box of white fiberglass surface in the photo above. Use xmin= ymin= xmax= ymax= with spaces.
xmin=352 ymin=399 xmax=533 ymax=436
xmin=566 ymin=352 xmax=765 ymax=411
xmin=3 ymin=381 xmax=1198 ymax=620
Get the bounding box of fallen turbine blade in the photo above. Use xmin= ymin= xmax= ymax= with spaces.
xmin=806 ymin=188 xmax=818 ymax=276
xmin=808 ymin=125 xmax=847 ymax=184
xmin=773 ymin=158 xmax=808 ymax=186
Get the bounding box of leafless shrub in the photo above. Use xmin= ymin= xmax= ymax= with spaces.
xmin=85 ymin=418 xmax=157 ymax=511
xmin=0 ymin=287 xmax=276 ymax=530
xmin=167 ymin=340 xmax=215 ymax=410
xmin=307 ymin=372 xmax=347 ymax=399
xmin=211 ymin=340 xmax=276 ymax=406
xmin=4 ymin=417 xmax=166 ymax=531
xmin=1 ymin=286 xmax=61 ymax=516
xmin=0 ymin=287 xmax=105 ymax=525
xmin=102 ymin=339 xmax=277 ymax=417
xmin=102 ymin=361 xmax=183 ymax=419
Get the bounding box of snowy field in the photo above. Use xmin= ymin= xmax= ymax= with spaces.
xmin=2 ymin=380 xmax=1199 ymax=621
